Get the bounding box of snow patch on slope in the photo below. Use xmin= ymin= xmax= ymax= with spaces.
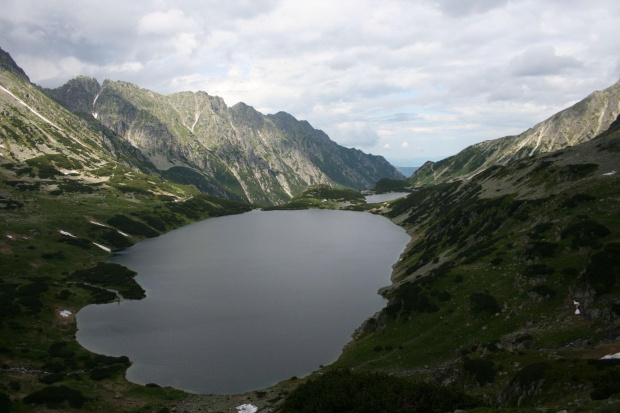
xmin=191 ymin=113 xmax=200 ymax=133
xmin=0 ymin=85 xmax=61 ymax=130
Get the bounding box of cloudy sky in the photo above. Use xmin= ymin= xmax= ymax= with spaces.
xmin=2 ymin=0 xmax=619 ymax=165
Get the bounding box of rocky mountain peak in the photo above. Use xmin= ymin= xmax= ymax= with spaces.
xmin=231 ymin=102 xmax=266 ymax=126
xmin=41 ymin=75 xmax=402 ymax=204
xmin=410 ymin=79 xmax=620 ymax=186
xmin=43 ymin=75 xmax=101 ymax=115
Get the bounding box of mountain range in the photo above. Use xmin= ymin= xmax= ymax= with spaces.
xmin=409 ymin=80 xmax=620 ymax=185
xmin=41 ymin=74 xmax=402 ymax=205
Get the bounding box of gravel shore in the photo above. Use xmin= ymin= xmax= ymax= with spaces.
xmin=171 ymin=380 xmax=300 ymax=413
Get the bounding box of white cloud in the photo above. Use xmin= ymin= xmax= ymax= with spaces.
xmin=434 ymin=0 xmax=510 ymax=17
xmin=2 ymin=0 xmax=620 ymax=163
xmin=509 ymin=45 xmax=583 ymax=77
xmin=334 ymin=122 xmax=380 ymax=148
xmin=137 ymin=9 xmax=198 ymax=36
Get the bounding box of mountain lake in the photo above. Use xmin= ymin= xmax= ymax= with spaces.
xmin=76 ymin=209 xmax=409 ymax=394
xmin=365 ymin=192 xmax=410 ymax=203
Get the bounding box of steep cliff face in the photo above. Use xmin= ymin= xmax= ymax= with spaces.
xmin=44 ymin=75 xmax=101 ymax=116
xmin=45 ymin=77 xmax=403 ymax=205
xmin=410 ymin=80 xmax=620 ymax=185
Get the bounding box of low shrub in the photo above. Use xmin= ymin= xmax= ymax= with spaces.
xmin=16 ymin=282 xmax=49 ymax=297
xmin=581 ymin=243 xmax=620 ymax=295
xmin=562 ymin=193 xmax=596 ymax=208
xmin=561 ymin=218 xmax=610 ymax=249
xmin=58 ymin=235 xmax=91 ymax=249
xmin=39 ymin=373 xmax=64 ymax=385
xmin=529 ymin=223 xmax=553 ymax=239
xmin=558 ymin=163 xmax=598 ymax=181
xmin=591 ymin=367 xmax=620 ymax=400
xmin=529 ymin=285 xmax=555 ymax=298
xmin=373 ymin=178 xmax=410 ymax=194
xmin=83 ymin=354 xmax=129 ymax=369
xmin=437 ymin=291 xmax=452 ymax=302
xmin=106 ymin=215 xmax=159 ymax=238
xmin=464 ymin=358 xmax=496 ymax=385
xmin=386 ymin=283 xmax=439 ymax=319
xmin=90 ymin=367 xmax=113 ymax=381
xmin=70 ymin=263 xmax=145 ymax=299
xmin=41 ymin=250 xmax=65 ymax=260
xmin=511 ymin=362 xmax=549 ymax=388
xmin=48 ymin=342 xmax=75 ymax=359
xmin=96 ymin=228 xmax=134 ymax=249
xmin=18 ymin=294 xmax=43 ymax=313
xmin=23 ymin=385 xmax=86 ymax=408
xmin=279 ymin=369 xmax=480 ymax=413
xmin=523 ymin=242 xmax=557 ymax=259
xmin=76 ymin=284 xmax=117 ymax=303
xmin=522 ymin=264 xmax=554 ymax=278
xmin=0 ymin=393 xmax=11 ymax=413
xmin=470 ymin=292 xmax=501 ymax=316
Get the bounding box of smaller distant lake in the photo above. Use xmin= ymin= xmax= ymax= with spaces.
xmin=76 ymin=209 xmax=409 ymax=394
xmin=365 ymin=192 xmax=410 ymax=203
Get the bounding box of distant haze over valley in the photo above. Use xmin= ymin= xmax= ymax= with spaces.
xmin=387 ymin=157 xmax=447 ymax=168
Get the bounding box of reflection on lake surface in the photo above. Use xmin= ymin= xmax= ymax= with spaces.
xmin=76 ymin=209 xmax=409 ymax=394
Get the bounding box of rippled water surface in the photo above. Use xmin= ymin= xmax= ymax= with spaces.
xmin=76 ymin=209 xmax=409 ymax=394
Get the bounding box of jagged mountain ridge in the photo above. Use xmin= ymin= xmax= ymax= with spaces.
xmin=45 ymin=76 xmax=403 ymax=205
xmin=0 ymin=53 xmax=157 ymax=182
xmin=409 ymin=79 xmax=620 ymax=186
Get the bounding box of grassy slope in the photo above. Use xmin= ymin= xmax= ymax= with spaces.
xmin=0 ymin=66 xmax=253 ymax=411
xmin=324 ymin=124 xmax=620 ymax=410
xmin=0 ymin=169 xmax=252 ymax=412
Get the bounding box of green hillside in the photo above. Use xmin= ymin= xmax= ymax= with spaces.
xmin=313 ymin=117 xmax=620 ymax=411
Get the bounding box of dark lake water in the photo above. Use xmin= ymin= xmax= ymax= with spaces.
xmin=76 ymin=209 xmax=409 ymax=394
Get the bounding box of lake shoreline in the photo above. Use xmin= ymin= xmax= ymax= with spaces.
xmin=76 ymin=207 xmax=411 ymax=397
xmin=167 ymin=207 xmax=413 ymax=412
xmin=178 ymin=203 xmax=414 ymax=412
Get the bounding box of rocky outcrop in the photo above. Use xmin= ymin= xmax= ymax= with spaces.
xmin=44 ymin=76 xmax=101 ymax=115
xmin=497 ymin=362 xmax=549 ymax=407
